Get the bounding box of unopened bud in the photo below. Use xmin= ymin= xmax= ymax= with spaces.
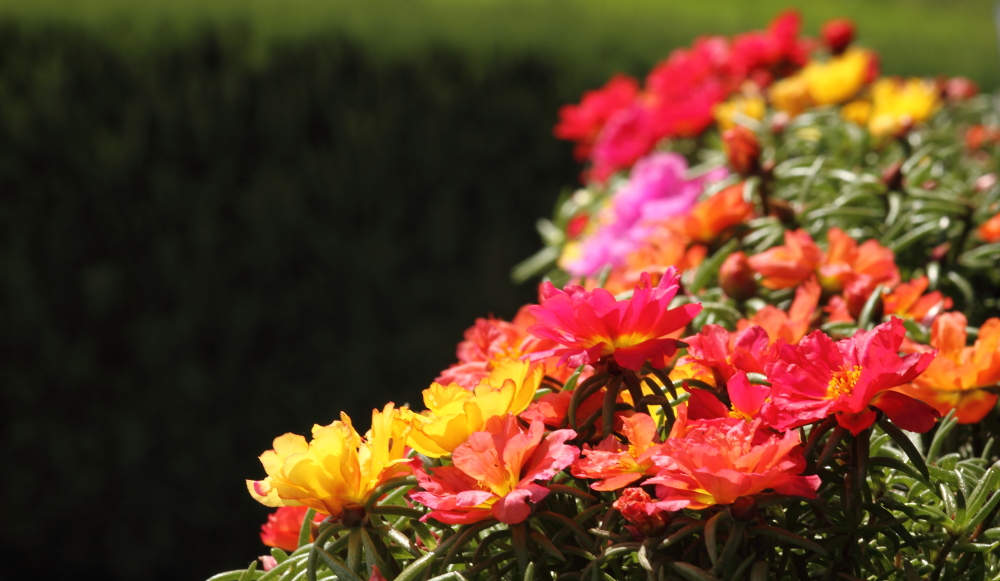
xmin=881 ymin=160 xmax=904 ymax=192
xmin=719 ymin=252 xmax=756 ymax=301
xmin=723 ymin=125 xmax=761 ymax=177
xmin=944 ymin=77 xmax=978 ymax=102
xmin=614 ymin=487 xmax=670 ymax=536
xmin=729 ymin=496 xmax=759 ymax=522
xmin=821 ymin=18 xmax=855 ymax=55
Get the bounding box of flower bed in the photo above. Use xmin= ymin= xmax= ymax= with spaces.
xmin=211 ymin=11 xmax=1000 ymax=581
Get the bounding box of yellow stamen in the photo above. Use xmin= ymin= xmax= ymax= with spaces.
xmin=728 ymin=409 xmax=752 ymax=422
xmin=827 ymin=365 xmax=863 ymax=399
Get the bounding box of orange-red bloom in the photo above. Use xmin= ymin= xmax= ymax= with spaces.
xmin=554 ymin=74 xmax=640 ymax=161
xmin=979 ymin=211 xmax=1000 ymax=243
xmin=648 ymin=416 xmax=819 ymax=510
xmin=260 ymin=506 xmax=327 ymax=552
xmin=765 ymin=318 xmax=936 ymax=435
xmin=820 ymin=228 xmax=900 ymax=317
xmin=882 ymin=276 xmax=952 ymax=325
xmin=410 ymin=415 xmax=578 ymax=524
xmin=747 ymin=229 xmax=823 ymax=289
xmin=737 ymin=277 xmax=820 ymax=345
xmin=528 ymin=269 xmax=701 ymax=371
xmin=669 ymin=183 xmax=755 ymax=244
xmin=571 ymin=413 xmax=664 ymax=490
xmin=896 ymin=313 xmax=1000 ymax=424
xmin=614 ymin=488 xmax=671 ymax=536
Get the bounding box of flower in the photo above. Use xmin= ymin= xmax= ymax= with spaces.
xmin=614 ymin=488 xmax=671 ymax=536
xmin=682 ymin=324 xmax=773 ymax=384
xmin=260 ymin=506 xmax=327 ymax=552
xmin=882 ymin=276 xmax=952 ymax=325
xmin=722 ymin=125 xmax=762 ymax=175
xmin=647 ymin=416 xmax=820 ymax=510
xmin=555 ymin=74 xmax=640 ymax=162
xmin=404 ymin=358 xmax=543 ymax=458
xmin=668 ymin=182 xmax=754 ymax=244
xmin=747 ymin=229 xmax=823 ymax=289
xmin=821 ymin=18 xmax=855 ymax=55
xmin=571 ymin=413 xmax=664 ymax=490
xmin=866 ymin=77 xmax=941 ymax=137
xmin=410 ymin=415 xmax=579 ymax=524
xmin=820 ymin=228 xmax=900 ymax=318
xmin=248 ymin=404 xmax=415 ymax=520
xmin=802 ymin=48 xmax=878 ymax=106
xmin=562 ymin=152 xmax=724 ymax=277
xmin=528 ymin=269 xmax=702 ymax=371
xmin=737 ymin=276 xmax=820 ymax=345
xmin=769 ymin=74 xmax=812 ymax=117
xmin=765 ymin=318 xmax=937 ymax=435
xmin=979 ymin=211 xmax=1000 ymax=243
xmin=604 ymin=227 xmax=706 ymax=295
xmin=436 ymin=306 xmax=579 ymax=388
xmin=715 ymin=94 xmax=766 ymax=132
xmin=896 ymin=313 xmax=1000 ymax=424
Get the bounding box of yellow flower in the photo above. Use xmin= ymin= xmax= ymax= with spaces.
xmin=840 ymin=100 xmax=872 ymax=126
xmin=768 ymin=74 xmax=812 ymax=117
xmin=802 ymin=48 xmax=875 ymax=106
xmin=714 ymin=94 xmax=766 ymax=131
xmin=867 ymin=77 xmax=941 ymax=137
xmin=247 ymin=403 xmax=413 ymax=520
xmin=404 ymin=358 xmax=543 ymax=457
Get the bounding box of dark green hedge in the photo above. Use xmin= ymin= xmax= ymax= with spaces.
xmin=0 ymin=25 xmax=581 ymax=581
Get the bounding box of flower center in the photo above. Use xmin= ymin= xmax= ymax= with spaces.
xmin=728 ymin=409 xmax=752 ymax=422
xmin=827 ymin=365 xmax=863 ymax=399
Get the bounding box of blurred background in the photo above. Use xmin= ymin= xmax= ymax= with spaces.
xmin=0 ymin=1 xmax=995 ymax=579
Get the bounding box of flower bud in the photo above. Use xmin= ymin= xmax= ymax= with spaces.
xmin=881 ymin=160 xmax=904 ymax=192
xmin=728 ymin=496 xmax=759 ymax=523
xmin=821 ymin=18 xmax=855 ymax=55
xmin=944 ymin=77 xmax=978 ymax=102
xmin=723 ymin=125 xmax=761 ymax=177
xmin=719 ymin=251 xmax=756 ymax=301
xmin=614 ymin=487 xmax=670 ymax=536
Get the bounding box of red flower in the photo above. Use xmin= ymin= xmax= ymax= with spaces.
xmin=764 ymin=318 xmax=937 ymax=435
xmin=528 ymin=269 xmax=701 ymax=371
xmin=554 ymin=74 xmax=640 ymax=161
xmin=260 ymin=506 xmax=327 ymax=552
xmin=736 ymin=277 xmax=820 ymax=345
xmin=648 ymin=416 xmax=819 ymax=510
xmin=821 ymin=18 xmax=855 ymax=55
xmin=571 ymin=413 xmax=664 ymax=490
xmin=614 ymin=488 xmax=671 ymax=536
xmin=410 ymin=415 xmax=579 ymax=525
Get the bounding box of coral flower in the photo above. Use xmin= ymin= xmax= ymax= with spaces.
xmin=614 ymin=488 xmax=671 ymax=536
xmin=747 ymin=229 xmax=823 ymax=289
xmin=604 ymin=227 xmax=706 ymax=295
xmin=820 ymin=229 xmax=900 ymax=318
xmin=404 ymin=358 xmax=543 ymax=458
xmin=765 ymin=318 xmax=937 ymax=435
xmin=669 ymin=182 xmax=755 ymax=244
xmin=248 ymin=404 xmax=415 ymax=520
xmin=737 ymin=277 xmax=820 ymax=345
xmin=260 ymin=506 xmax=327 ymax=552
xmin=648 ymin=417 xmax=820 ymax=510
xmin=896 ymin=313 xmax=1000 ymax=424
xmin=980 ymin=211 xmax=1000 ymax=243
xmin=882 ymin=276 xmax=952 ymax=325
xmin=682 ymin=324 xmax=774 ymax=384
xmin=436 ymin=306 xmax=578 ymax=388
xmin=410 ymin=414 xmax=579 ymax=525
xmin=528 ymin=269 xmax=702 ymax=371
xmin=571 ymin=413 xmax=664 ymax=490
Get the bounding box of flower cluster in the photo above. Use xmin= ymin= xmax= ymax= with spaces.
xmin=219 ymin=11 xmax=1000 ymax=581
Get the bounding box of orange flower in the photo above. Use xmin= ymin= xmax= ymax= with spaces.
xmin=571 ymin=413 xmax=664 ymax=490
xmin=737 ymin=277 xmax=820 ymax=345
xmin=260 ymin=506 xmax=327 ymax=552
xmin=746 ymin=229 xmax=823 ymax=289
xmin=648 ymin=417 xmax=820 ymax=510
xmin=670 ymin=183 xmax=755 ymax=244
xmin=979 ymin=211 xmax=1000 ymax=243
xmin=882 ymin=276 xmax=952 ymax=325
xmin=605 ymin=227 xmax=706 ymax=295
xmin=896 ymin=313 xmax=1000 ymax=424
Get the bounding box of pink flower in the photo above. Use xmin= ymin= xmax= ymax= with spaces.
xmin=410 ymin=415 xmax=579 ymax=524
xmin=528 ymin=270 xmax=702 ymax=371
xmin=764 ymin=318 xmax=937 ymax=434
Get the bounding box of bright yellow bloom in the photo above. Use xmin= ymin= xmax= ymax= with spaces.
xmin=404 ymin=358 xmax=543 ymax=457
xmin=867 ymin=77 xmax=941 ymax=136
xmin=714 ymin=94 xmax=766 ymax=131
xmin=840 ymin=100 xmax=872 ymax=126
xmin=769 ymin=74 xmax=811 ymax=117
xmin=802 ymin=48 xmax=875 ymax=106
xmin=247 ymin=403 xmax=414 ymax=520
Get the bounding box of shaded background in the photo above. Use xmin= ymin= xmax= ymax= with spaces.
xmin=0 ymin=1 xmax=996 ymax=580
